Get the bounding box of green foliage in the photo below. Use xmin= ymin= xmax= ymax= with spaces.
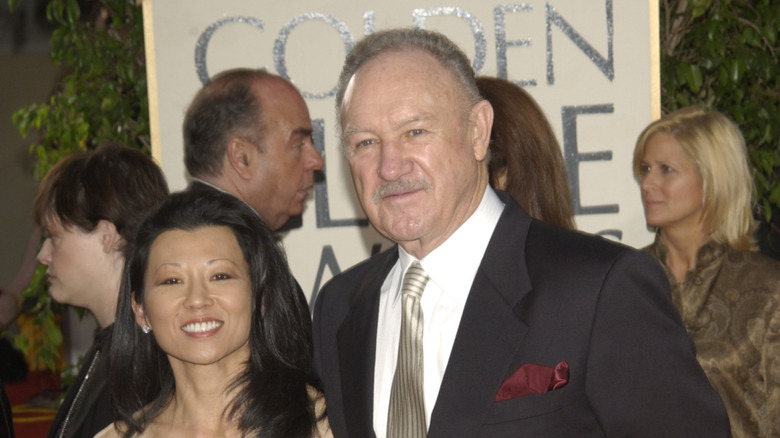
xmin=9 ymin=0 xmax=779 ymax=372
xmin=12 ymin=265 xmax=64 ymax=371
xmin=660 ymin=0 xmax=780 ymax=223
xmin=8 ymin=0 xmax=148 ymax=370
xmin=11 ymin=0 xmax=150 ymax=179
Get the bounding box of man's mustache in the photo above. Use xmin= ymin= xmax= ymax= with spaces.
xmin=372 ymin=180 xmax=431 ymax=204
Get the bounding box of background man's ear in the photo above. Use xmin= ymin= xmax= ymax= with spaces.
xmin=226 ymin=138 xmax=255 ymax=180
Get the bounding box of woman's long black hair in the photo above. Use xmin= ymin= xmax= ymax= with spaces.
xmin=110 ymin=188 xmax=317 ymax=437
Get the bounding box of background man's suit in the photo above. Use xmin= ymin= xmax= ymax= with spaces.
xmin=313 ymin=193 xmax=730 ymax=437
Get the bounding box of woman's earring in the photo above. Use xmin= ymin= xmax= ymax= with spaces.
xmin=142 ymin=324 xmax=151 ymax=334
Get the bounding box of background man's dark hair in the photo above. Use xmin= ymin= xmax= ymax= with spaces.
xmin=183 ymin=68 xmax=276 ymax=178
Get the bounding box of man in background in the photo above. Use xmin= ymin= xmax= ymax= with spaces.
xmin=183 ymin=68 xmax=323 ymax=232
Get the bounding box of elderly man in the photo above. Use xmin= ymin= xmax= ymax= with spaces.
xmin=312 ymin=28 xmax=730 ymax=438
xmin=183 ymin=68 xmax=323 ymax=231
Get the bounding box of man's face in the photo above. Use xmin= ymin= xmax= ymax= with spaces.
xmin=341 ymin=50 xmax=492 ymax=257
xmin=246 ymin=81 xmax=323 ymax=230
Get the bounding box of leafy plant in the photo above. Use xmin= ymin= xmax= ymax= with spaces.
xmin=10 ymin=0 xmax=780 ymax=370
xmin=12 ymin=265 xmax=63 ymax=371
xmin=9 ymin=0 xmax=148 ymax=370
xmin=12 ymin=0 xmax=150 ymax=177
xmin=659 ymin=0 xmax=780 ymax=227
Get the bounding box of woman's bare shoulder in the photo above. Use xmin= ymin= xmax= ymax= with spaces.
xmin=94 ymin=423 xmax=122 ymax=438
xmin=307 ymin=386 xmax=333 ymax=438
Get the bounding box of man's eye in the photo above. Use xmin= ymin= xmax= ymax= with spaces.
xmin=357 ymin=139 xmax=375 ymax=148
xmin=410 ymin=129 xmax=424 ymax=136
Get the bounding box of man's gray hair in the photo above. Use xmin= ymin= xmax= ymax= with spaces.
xmin=335 ymin=27 xmax=482 ymax=128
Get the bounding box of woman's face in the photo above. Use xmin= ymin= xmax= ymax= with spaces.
xmin=37 ymin=218 xmax=115 ymax=309
xmin=638 ymin=133 xmax=705 ymax=233
xmin=134 ymin=226 xmax=253 ymax=368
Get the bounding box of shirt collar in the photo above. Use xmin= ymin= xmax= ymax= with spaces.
xmin=191 ymin=177 xmax=228 ymax=194
xmin=397 ymin=186 xmax=504 ymax=303
xmin=191 ymin=178 xmax=267 ymax=222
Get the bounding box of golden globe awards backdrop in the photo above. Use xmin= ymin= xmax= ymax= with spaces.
xmin=141 ymin=0 xmax=659 ymax=303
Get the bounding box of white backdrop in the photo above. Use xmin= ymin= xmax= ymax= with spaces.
xmin=142 ymin=0 xmax=659 ymax=303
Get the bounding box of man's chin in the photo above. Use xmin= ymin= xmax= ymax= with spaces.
xmin=277 ymin=211 xmax=303 ymax=232
xmin=290 ymin=202 xmax=305 ymax=217
xmin=375 ymin=218 xmax=426 ymax=243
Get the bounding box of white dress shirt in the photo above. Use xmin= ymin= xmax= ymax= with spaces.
xmin=372 ymin=186 xmax=504 ymax=437
xmin=190 ymin=177 xmax=224 ymax=192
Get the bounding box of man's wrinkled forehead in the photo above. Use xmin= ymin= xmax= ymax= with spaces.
xmin=339 ymin=49 xmax=430 ymax=120
xmin=338 ymin=49 xmax=469 ymax=127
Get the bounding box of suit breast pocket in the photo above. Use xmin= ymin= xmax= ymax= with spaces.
xmin=483 ymin=386 xmax=566 ymax=424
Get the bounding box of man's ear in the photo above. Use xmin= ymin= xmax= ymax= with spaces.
xmin=226 ymin=137 xmax=255 ymax=181
xmin=97 ymin=220 xmax=123 ymax=254
xmin=470 ymin=99 xmax=494 ymax=162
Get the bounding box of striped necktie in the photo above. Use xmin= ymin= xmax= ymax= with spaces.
xmin=387 ymin=261 xmax=430 ymax=438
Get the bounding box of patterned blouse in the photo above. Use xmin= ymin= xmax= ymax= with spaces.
xmin=646 ymin=237 xmax=780 ymax=438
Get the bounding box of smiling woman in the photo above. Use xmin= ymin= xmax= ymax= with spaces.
xmin=135 ymin=226 xmax=253 ymax=369
xmin=98 ymin=189 xmax=331 ymax=438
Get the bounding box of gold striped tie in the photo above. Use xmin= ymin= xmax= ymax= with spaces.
xmin=387 ymin=261 xmax=430 ymax=438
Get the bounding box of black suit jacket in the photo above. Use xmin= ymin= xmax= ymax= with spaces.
xmin=313 ymin=193 xmax=730 ymax=437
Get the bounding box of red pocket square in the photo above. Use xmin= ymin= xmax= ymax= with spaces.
xmin=494 ymin=361 xmax=569 ymax=401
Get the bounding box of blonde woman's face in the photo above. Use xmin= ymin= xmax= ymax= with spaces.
xmin=637 ymin=133 xmax=704 ymax=234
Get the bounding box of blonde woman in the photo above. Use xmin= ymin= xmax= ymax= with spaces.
xmin=634 ymin=106 xmax=780 ymax=437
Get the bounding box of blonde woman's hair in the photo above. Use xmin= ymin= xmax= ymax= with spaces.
xmin=633 ymin=106 xmax=757 ymax=251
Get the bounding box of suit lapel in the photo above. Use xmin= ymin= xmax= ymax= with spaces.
xmin=428 ymin=197 xmax=534 ymax=438
xmin=337 ymin=249 xmax=398 ymax=438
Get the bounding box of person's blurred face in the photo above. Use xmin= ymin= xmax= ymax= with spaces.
xmin=245 ymin=81 xmax=324 ymax=230
xmin=37 ymin=218 xmax=111 ymax=308
xmin=340 ymin=50 xmax=491 ymax=257
xmin=135 ymin=226 xmax=252 ymax=368
xmin=638 ymin=133 xmax=704 ymax=233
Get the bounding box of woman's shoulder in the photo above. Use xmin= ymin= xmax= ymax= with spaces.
xmin=721 ymin=247 xmax=780 ymax=281
xmin=94 ymin=423 xmax=122 ymax=438
xmin=307 ymin=386 xmax=333 ymax=438
xmin=713 ymin=249 xmax=780 ymax=319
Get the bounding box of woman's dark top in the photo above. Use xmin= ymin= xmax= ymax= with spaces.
xmin=47 ymin=324 xmax=113 ymax=438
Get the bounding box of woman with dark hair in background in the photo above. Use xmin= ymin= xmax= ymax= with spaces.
xmin=33 ymin=144 xmax=169 ymax=438
xmin=476 ymin=76 xmax=575 ymax=230
xmin=634 ymin=106 xmax=780 ymax=437
xmin=98 ymin=189 xmax=330 ymax=437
